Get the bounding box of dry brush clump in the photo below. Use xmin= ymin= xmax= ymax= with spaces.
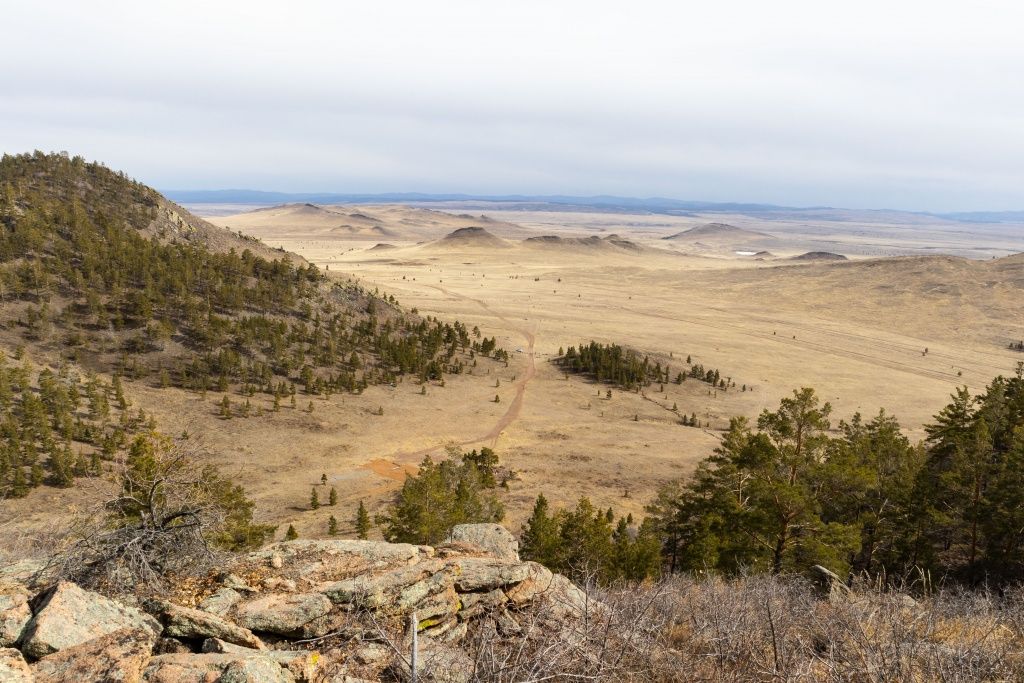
xmin=645 ymin=574 xmax=1024 ymax=682
xmin=37 ymin=431 xmax=274 ymax=593
xmin=398 ymin=574 xmax=1024 ymax=682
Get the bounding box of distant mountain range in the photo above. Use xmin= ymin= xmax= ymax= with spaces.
xmin=163 ymin=189 xmax=1024 ymax=224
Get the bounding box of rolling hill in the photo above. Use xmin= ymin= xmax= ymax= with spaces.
xmin=662 ymin=222 xmax=773 ymax=241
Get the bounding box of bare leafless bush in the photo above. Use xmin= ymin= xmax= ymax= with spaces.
xmin=37 ymin=432 xmax=271 ymax=593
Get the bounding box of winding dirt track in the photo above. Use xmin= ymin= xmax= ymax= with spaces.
xmin=365 ymin=284 xmax=536 ymax=472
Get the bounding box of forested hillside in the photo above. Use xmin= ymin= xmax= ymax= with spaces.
xmin=0 ymin=152 xmax=502 ymax=499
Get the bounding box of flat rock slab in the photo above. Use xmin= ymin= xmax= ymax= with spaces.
xmin=144 ymin=652 xmax=296 ymax=683
xmin=20 ymin=581 xmax=161 ymax=659
xmin=448 ymin=558 xmax=533 ymax=592
xmin=31 ymin=626 xmax=154 ymax=683
xmin=246 ymin=540 xmax=431 ymax=583
xmin=0 ymin=647 xmax=32 ymax=682
xmin=233 ymin=593 xmax=333 ymax=637
xmin=148 ymin=599 xmax=264 ymax=650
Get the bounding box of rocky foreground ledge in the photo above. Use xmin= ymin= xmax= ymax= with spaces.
xmin=0 ymin=524 xmax=590 ymax=682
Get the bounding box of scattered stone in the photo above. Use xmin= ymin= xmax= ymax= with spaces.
xmin=31 ymin=627 xmax=154 ymax=683
xmin=249 ymin=540 xmax=429 ymax=582
xmin=447 ymin=524 xmax=519 ymax=561
xmin=220 ymin=574 xmax=255 ymax=592
xmin=20 ymin=581 xmax=161 ymax=659
xmin=350 ymin=642 xmax=390 ymax=666
xmin=233 ymin=593 xmax=333 ymax=637
xmin=0 ymin=592 xmax=31 ymax=647
xmin=263 ymin=577 xmax=297 ymax=592
xmin=147 ymin=599 xmax=264 ymax=650
xmin=270 ymin=553 xmax=284 ymax=570
xmin=0 ymin=648 xmax=32 ymax=682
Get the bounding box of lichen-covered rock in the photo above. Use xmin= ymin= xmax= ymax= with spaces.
xmin=503 ymin=562 xmax=555 ymax=606
xmin=199 ymin=587 xmax=243 ymax=616
xmin=448 ymin=557 xmax=533 ymax=592
xmin=143 ymin=652 xmax=296 ymax=682
xmin=233 ymin=593 xmax=333 ymax=638
xmin=31 ymin=626 xmax=154 ymax=683
xmin=202 ymin=640 xmax=320 ymax=682
xmin=320 ymin=560 xmax=448 ymax=608
xmin=249 ymin=540 xmax=430 ymax=582
xmin=147 ymin=599 xmax=264 ymax=650
xmin=0 ymin=559 xmax=45 ymax=588
xmin=447 ymin=523 xmax=519 ymax=561
xmin=456 ymin=588 xmax=507 ymax=620
xmin=20 ymin=581 xmax=161 ymax=660
xmin=0 ymin=591 xmax=30 ymax=647
xmin=0 ymin=647 xmax=32 ymax=682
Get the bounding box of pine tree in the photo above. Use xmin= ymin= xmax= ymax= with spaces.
xmin=355 ymin=500 xmax=371 ymax=539
xmin=329 ymin=487 xmax=338 ymax=506
xmin=310 ymin=487 xmax=320 ymax=509
xmin=328 ymin=515 xmax=338 ymax=536
xmin=285 ymin=524 xmax=298 ymax=540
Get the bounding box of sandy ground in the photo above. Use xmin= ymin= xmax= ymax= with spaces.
xmin=4 ymin=205 xmax=1022 ymax=552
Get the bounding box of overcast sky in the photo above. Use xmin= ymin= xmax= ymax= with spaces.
xmin=2 ymin=1 xmax=1023 ymax=211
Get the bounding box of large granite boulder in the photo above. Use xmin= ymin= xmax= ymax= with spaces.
xmin=447 ymin=523 xmax=520 ymax=561
xmin=20 ymin=581 xmax=161 ymax=659
xmin=31 ymin=627 xmax=154 ymax=683
xmin=233 ymin=593 xmax=333 ymax=638
xmin=147 ymin=599 xmax=264 ymax=650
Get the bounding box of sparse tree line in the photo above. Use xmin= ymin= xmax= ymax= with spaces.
xmin=378 ymin=364 xmax=1024 ymax=589
xmin=556 ymin=342 xmax=732 ymax=392
xmin=0 ymin=152 xmax=504 ymax=408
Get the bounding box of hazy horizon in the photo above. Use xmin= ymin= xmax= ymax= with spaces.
xmin=3 ymin=1 xmax=1024 ymax=213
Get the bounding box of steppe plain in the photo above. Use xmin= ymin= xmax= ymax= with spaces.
xmin=120 ymin=202 xmax=1017 ymax=537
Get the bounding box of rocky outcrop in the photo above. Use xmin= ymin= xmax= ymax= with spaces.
xmin=0 ymin=524 xmax=592 ymax=681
